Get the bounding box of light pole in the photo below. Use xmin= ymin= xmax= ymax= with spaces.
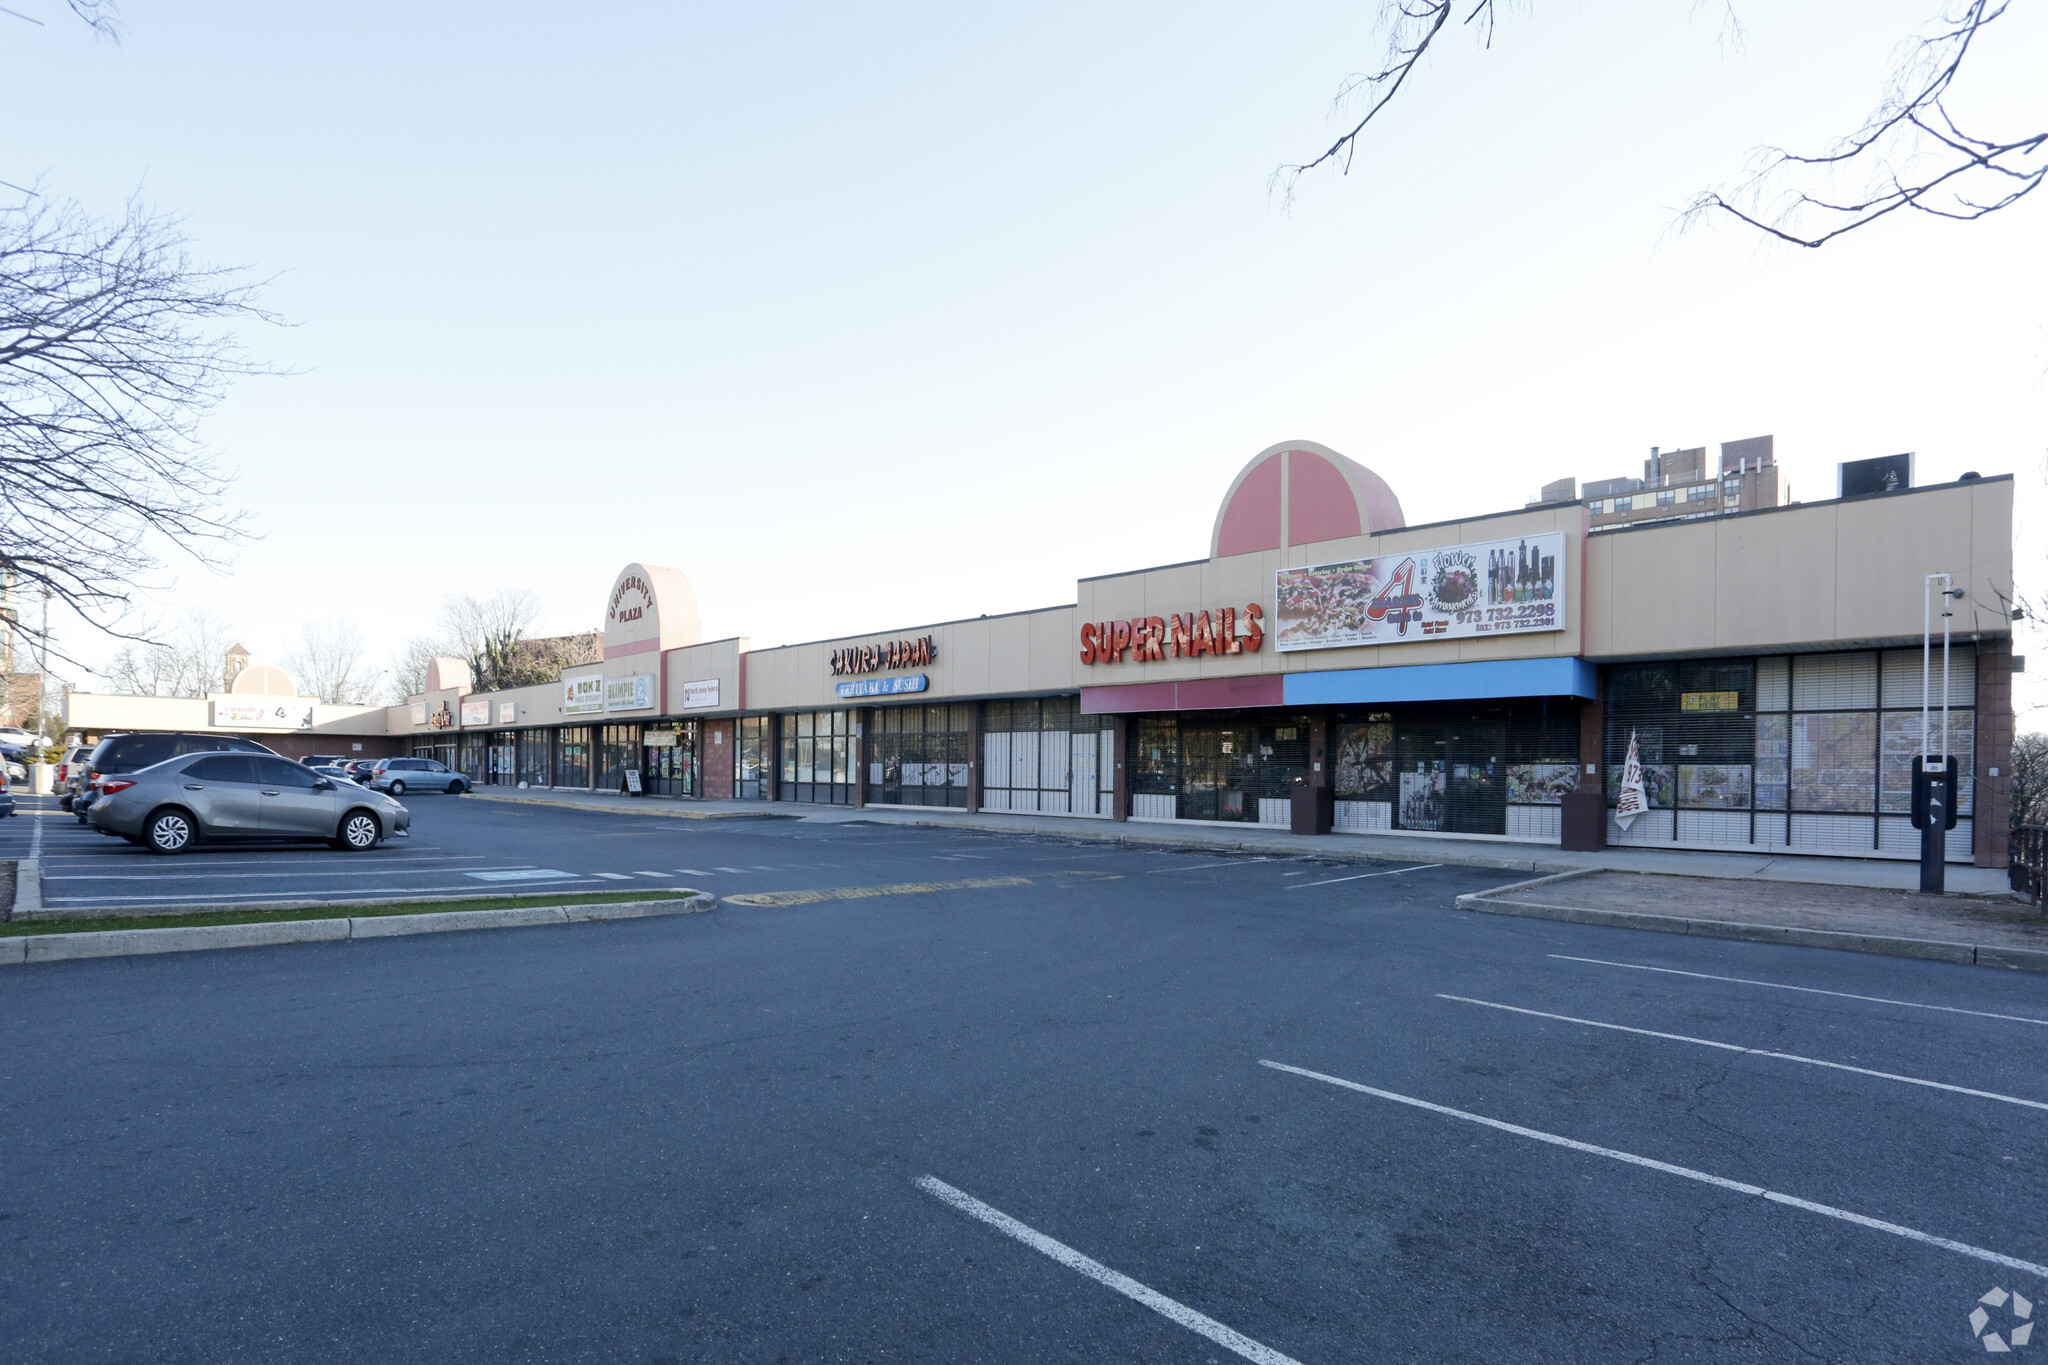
xmin=1917 ymin=572 xmax=1965 ymax=892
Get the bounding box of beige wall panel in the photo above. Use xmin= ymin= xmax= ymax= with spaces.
xmin=1834 ymin=489 xmax=1974 ymax=644
xmin=1708 ymin=508 xmax=1836 ymax=651
xmin=1595 ymin=519 xmax=1720 ymax=658
xmin=662 ymin=638 xmax=746 ymax=716
xmin=1026 ymin=608 xmax=1080 ymax=692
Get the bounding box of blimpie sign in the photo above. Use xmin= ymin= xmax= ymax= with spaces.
xmin=832 ymin=635 xmax=935 ymax=677
xmin=1079 ymin=604 xmax=1264 ymax=665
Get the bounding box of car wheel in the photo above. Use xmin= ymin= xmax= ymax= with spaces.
xmin=333 ymin=810 xmax=381 ymax=851
xmin=449 ymin=779 xmax=467 ymax=795
xmin=388 ymin=780 xmax=406 ymax=796
xmin=144 ymin=808 xmax=195 ymax=855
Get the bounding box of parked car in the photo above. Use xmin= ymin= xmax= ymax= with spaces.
xmin=89 ymin=752 xmax=410 ymax=854
xmin=365 ymin=756 xmax=470 ymax=795
xmin=0 ymin=763 xmax=14 ymax=818
xmin=310 ymin=764 xmax=358 ymax=784
xmin=74 ymin=733 xmax=282 ymax=825
xmin=0 ymin=745 xmax=27 ymax=786
xmin=55 ymin=744 xmax=89 ymax=811
xmin=343 ymin=758 xmax=380 ymax=781
xmin=0 ymin=725 xmax=39 ymax=748
xmin=301 ymin=753 xmax=347 ymax=768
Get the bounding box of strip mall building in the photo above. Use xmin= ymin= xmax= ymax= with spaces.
xmin=65 ymin=442 xmax=2021 ymax=866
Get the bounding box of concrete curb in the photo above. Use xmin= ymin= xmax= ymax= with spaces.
xmin=14 ymin=857 xmax=40 ymax=919
xmin=0 ymin=892 xmax=715 ymax=965
xmin=1453 ymin=891 xmax=2048 ymax=972
xmin=464 ymin=792 xmax=796 ymax=821
xmin=16 ymin=885 xmax=696 ymax=923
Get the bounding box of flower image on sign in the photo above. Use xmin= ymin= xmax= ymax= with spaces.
xmin=1274 ymin=532 xmax=1568 ymax=651
xmin=605 ymin=675 xmax=656 ymax=712
xmin=563 ymin=675 xmax=604 ymax=715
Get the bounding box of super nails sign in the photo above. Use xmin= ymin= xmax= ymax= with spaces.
xmin=1079 ymin=604 xmax=1265 ymax=665
xmin=831 ymin=635 xmax=936 ymax=676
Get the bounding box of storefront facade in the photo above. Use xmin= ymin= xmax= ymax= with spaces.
xmin=386 ymin=442 xmax=2015 ymax=867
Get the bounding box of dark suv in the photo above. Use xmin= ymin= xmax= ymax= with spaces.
xmin=75 ymin=733 xmax=281 ymax=826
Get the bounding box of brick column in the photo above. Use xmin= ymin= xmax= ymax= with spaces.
xmin=1976 ymin=641 xmax=2015 ymax=868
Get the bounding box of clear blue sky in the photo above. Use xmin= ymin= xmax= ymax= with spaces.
xmin=12 ymin=1 xmax=2045 ymax=715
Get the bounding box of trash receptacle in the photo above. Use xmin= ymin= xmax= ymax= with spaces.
xmin=30 ymin=762 xmax=53 ymax=796
xmin=1290 ymin=780 xmax=1333 ymax=836
xmin=1560 ymin=789 xmax=1605 ymax=851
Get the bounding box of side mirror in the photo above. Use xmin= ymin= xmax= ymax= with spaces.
xmin=314 ymin=778 xmax=334 ymax=791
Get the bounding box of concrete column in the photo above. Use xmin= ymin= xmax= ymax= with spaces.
xmin=1111 ymin=715 xmax=1129 ymax=821
xmin=852 ymin=708 xmax=869 ymax=809
xmin=965 ymin=702 xmax=982 ymax=812
xmin=764 ymin=713 xmax=781 ymax=803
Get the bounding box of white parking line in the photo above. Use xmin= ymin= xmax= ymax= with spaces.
xmin=714 ymin=866 xmax=747 ymax=873
xmin=676 ymin=868 xmax=715 ymax=875
xmin=632 ymin=871 xmax=672 ymax=878
xmin=1287 ymin=864 xmax=1443 ymax=889
xmin=50 ymin=865 xmax=547 ymax=882
xmin=51 ymin=879 xmax=603 ymax=904
xmin=1260 ymin=1059 xmax=2048 ymax=1279
xmin=593 ymin=872 xmax=632 ymax=880
xmin=1438 ymin=994 xmax=2048 ymax=1113
xmin=914 ymin=1176 xmax=1305 ymax=1365
xmin=1145 ymin=859 xmax=1268 ymax=875
xmin=1549 ymin=955 xmax=2048 ymax=1028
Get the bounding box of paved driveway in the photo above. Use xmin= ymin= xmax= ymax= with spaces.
xmin=3 ymin=807 xmax=2044 ymax=1362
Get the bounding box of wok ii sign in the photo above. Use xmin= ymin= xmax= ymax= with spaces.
xmin=1079 ymin=604 xmax=1264 ymax=666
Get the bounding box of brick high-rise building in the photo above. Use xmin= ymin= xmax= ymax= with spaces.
xmin=1534 ymin=434 xmax=1781 ymax=528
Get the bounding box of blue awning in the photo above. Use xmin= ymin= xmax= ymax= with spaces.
xmin=1282 ymin=656 xmax=1596 ymax=706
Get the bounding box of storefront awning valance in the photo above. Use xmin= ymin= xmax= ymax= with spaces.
xmin=1282 ymin=657 xmax=1596 ymax=707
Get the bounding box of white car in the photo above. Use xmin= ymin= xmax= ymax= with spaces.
xmin=0 ymin=726 xmax=39 ymax=748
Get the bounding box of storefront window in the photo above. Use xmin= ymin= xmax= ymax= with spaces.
xmin=736 ymin=716 xmax=770 ymax=800
xmin=518 ymin=730 xmax=552 ymax=787
xmin=457 ymin=733 xmax=487 ymax=784
xmin=488 ymin=734 xmax=518 ymax=785
xmin=597 ymin=724 xmax=641 ymax=793
xmin=555 ymin=727 xmax=591 ymax=789
xmin=983 ymin=698 xmax=1116 ymax=816
xmin=868 ymin=704 xmax=971 ymax=808
xmin=779 ymin=710 xmax=852 ymax=804
xmin=642 ymin=721 xmax=699 ymax=798
xmin=1602 ymin=649 xmax=1975 ymax=859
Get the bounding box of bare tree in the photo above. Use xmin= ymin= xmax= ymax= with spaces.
xmin=2010 ymin=732 xmax=2048 ymax=833
xmin=1277 ymin=2 xmax=2042 ymax=248
xmin=0 ymin=192 xmax=276 ymax=665
xmin=388 ymin=635 xmax=443 ymax=704
xmin=284 ymin=617 xmax=375 ymax=706
xmin=100 ymin=609 xmax=239 ymax=698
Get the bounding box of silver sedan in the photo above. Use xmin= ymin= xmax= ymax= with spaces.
xmin=89 ymin=751 xmax=412 ymax=854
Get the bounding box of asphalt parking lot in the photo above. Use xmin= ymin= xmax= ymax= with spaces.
xmin=3 ymin=797 xmax=2045 ymax=1362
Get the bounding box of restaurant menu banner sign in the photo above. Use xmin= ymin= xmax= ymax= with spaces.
xmin=211 ymin=697 xmax=316 ymax=729
xmin=605 ymin=674 xmax=657 ymax=712
xmin=459 ymin=698 xmax=491 ymax=727
xmin=563 ymin=674 xmax=604 ymax=715
xmin=1275 ymin=532 xmax=1568 ymax=651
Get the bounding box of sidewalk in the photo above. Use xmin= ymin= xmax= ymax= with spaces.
xmin=464 ymin=787 xmax=2017 ymax=897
